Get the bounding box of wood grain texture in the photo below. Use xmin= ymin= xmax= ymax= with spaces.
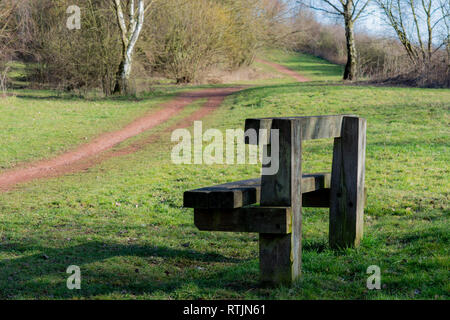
xmin=186 ymin=114 xmax=367 ymax=287
xmin=302 ymin=187 xmax=367 ymax=208
xmin=259 ymin=119 xmax=303 ymax=286
xmin=183 ymin=178 xmax=260 ymax=209
xmin=259 ymin=233 xmax=293 ymax=286
xmin=194 ymin=207 xmax=291 ymax=234
xmin=183 ymin=173 xmax=331 ymax=209
xmin=245 ymin=115 xmax=355 ymax=145
xmin=329 ymin=116 xmax=367 ymax=248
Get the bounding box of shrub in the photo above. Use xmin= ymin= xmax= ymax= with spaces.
xmin=28 ymin=0 xmax=121 ymax=95
xmin=145 ymin=0 xmax=269 ymax=83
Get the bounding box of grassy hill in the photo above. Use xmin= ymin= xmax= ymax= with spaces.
xmin=0 ymin=50 xmax=448 ymax=299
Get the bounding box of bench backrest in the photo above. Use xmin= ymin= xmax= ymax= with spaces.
xmin=245 ymin=115 xmax=367 ymax=248
xmin=244 ymin=115 xmax=356 ymax=144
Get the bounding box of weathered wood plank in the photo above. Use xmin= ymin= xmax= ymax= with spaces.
xmin=302 ymin=189 xmax=331 ymax=208
xmin=259 ymin=233 xmax=293 ymax=285
xmin=183 ymin=178 xmax=260 ymax=209
xmin=183 ymin=173 xmax=331 ymax=209
xmin=302 ymin=187 xmax=367 ymax=208
xmin=302 ymin=173 xmax=331 ymax=191
xmin=260 ymin=120 xmax=298 ymax=206
xmin=259 ymin=119 xmax=302 ymax=286
xmin=194 ymin=207 xmax=292 ymax=234
xmin=245 ymin=115 xmax=354 ymax=144
xmin=329 ymin=116 xmax=367 ymax=248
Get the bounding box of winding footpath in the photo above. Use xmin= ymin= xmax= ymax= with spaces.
xmin=0 ymin=61 xmax=308 ymax=192
xmin=255 ymin=58 xmax=309 ymax=82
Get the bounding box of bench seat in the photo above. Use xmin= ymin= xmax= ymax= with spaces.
xmin=183 ymin=172 xmax=331 ymax=209
xmin=182 ymin=115 xmax=368 ymax=286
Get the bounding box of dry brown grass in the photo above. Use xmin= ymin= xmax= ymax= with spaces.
xmin=202 ymin=65 xmax=283 ymax=84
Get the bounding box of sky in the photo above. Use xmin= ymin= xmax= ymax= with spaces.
xmin=310 ymin=1 xmax=448 ymax=45
xmin=312 ymin=3 xmax=390 ymax=36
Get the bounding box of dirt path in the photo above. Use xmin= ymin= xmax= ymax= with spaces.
xmin=0 ymin=59 xmax=309 ymax=192
xmin=255 ymin=58 xmax=309 ymax=82
xmin=0 ymin=87 xmax=243 ymax=191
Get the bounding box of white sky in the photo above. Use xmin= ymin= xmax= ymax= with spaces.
xmin=310 ymin=1 xmax=448 ymax=45
xmin=313 ymin=3 xmax=389 ymax=36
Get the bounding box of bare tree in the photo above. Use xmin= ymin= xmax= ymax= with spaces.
xmin=298 ymin=0 xmax=371 ymax=80
xmin=439 ymin=0 xmax=449 ymax=85
xmin=0 ymin=0 xmax=15 ymax=44
xmin=113 ymin=0 xmax=153 ymax=94
xmin=0 ymin=0 xmax=17 ymax=96
xmin=375 ymin=0 xmax=449 ymax=64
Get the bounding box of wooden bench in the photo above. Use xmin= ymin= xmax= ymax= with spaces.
xmin=183 ymin=115 xmax=367 ymax=286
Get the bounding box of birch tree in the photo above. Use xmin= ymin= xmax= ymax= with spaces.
xmin=113 ymin=0 xmax=151 ymax=94
xmin=299 ymin=0 xmax=371 ymax=80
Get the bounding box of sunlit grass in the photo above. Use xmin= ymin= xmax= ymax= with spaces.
xmin=0 ymin=51 xmax=448 ymax=299
xmin=261 ymin=48 xmax=344 ymax=81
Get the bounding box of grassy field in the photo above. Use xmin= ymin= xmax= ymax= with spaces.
xmin=261 ymin=48 xmax=344 ymax=81
xmin=0 ymin=89 xmax=178 ymax=171
xmin=0 ymin=50 xmax=448 ymax=299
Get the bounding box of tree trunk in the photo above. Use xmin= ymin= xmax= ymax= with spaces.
xmin=343 ymin=11 xmax=357 ymax=81
xmin=447 ymin=38 xmax=450 ymax=87
xmin=113 ymin=0 xmax=145 ymax=95
xmin=114 ymin=50 xmax=133 ymax=94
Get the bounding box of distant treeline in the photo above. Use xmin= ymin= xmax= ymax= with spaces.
xmin=289 ymin=8 xmax=449 ymax=88
xmin=0 ymin=0 xmax=448 ymax=95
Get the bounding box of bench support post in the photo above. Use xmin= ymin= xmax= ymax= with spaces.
xmin=259 ymin=119 xmax=302 ymax=286
xmin=329 ymin=116 xmax=367 ymax=248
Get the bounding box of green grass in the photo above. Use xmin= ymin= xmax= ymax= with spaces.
xmin=261 ymin=48 xmax=344 ymax=81
xmin=0 ymin=50 xmax=449 ymax=299
xmin=0 ymin=52 xmax=302 ymax=170
xmin=0 ymin=89 xmax=182 ymax=170
xmin=5 ymin=61 xmax=29 ymax=88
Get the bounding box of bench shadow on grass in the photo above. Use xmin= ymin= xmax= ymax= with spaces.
xmin=0 ymin=234 xmax=360 ymax=299
xmin=0 ymin=241 xmax=260 ymax=299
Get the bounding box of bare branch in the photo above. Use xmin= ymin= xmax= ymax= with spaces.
xmin=301 ymin=4 xmax=342 ymax=15
xmin=323 ymin=0 xmax=345 ymax=14
xmin=127 ymin=0 xmax=145 ymax=56
xmin=353 ymin=0 xmax=371 ymax=21
xmin=114 ymin=0 xmax=129 ymax=47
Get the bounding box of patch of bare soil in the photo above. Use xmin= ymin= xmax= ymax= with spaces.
xmin=0 ymin=87 xmax=244 ymax=191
